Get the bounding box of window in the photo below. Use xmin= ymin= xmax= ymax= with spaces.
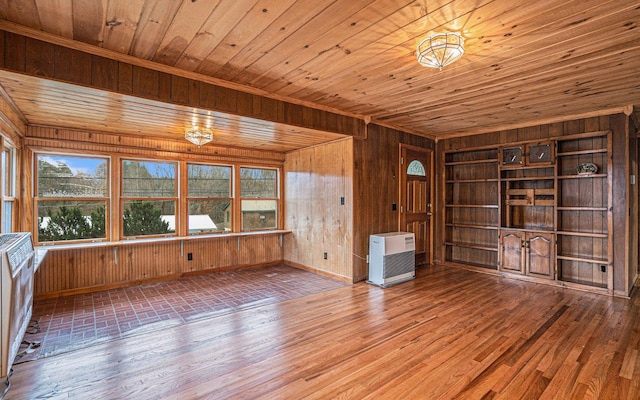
xmin=187 ymin=164 xmax=232 ymax=234
xmin=122 ymin=159 xmax=177 ymax=238
xmin=35 ymin=154 xmax=109 ymax=243
xmin=239 ymin=167 xmax=278 ymax=231
xmin=1 ymin=146 xmax=16 ymax=233
xmin=407 ymin=160 xmax=426 ymax=176
xmin=32 ymin=153 xmax=281 ymax=244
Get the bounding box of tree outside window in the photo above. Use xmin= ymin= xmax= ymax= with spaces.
xmin=121 ymin=159 xmax=176 ymax=238
xmin=187 ymin=164 xmax=232 ymax=234
xmin=35 ymin=154 xmax=109 ymax=242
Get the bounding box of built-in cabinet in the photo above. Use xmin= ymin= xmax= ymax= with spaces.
xmin=444 ymin=130 xmax=612 ymax=294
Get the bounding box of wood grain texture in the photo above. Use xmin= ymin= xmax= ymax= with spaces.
xmin=0 ymin=28 xmax=366 ymax=139
xmin=353 ymin=124 xmax=434 ymax=281
xmin=8 ymin=265 xmax=640 ymax=399
xmin=438 ymin=114 xmax=632 ymax=295
xmin=1 ymin=1 xmax=639 ymax=138
xmin=284 ymin=138 xmax=354 ymax=281
xmin=34 ymin=233 xmax=285 ymax=297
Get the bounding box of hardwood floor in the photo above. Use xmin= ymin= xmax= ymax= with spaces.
xmin=5 ymin=265 xmax=640 ymax=399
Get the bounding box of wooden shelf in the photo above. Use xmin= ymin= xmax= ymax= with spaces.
xmin=557 ymin=148 xmax=607 ymax=157
xmin=445 ymin=242 xmax=498 ymax=252
xmin=445 ymin=159 xmax=498 ymax=166
xmin=557 ymin=254 xmax=608 ymax=264
xmin=445 ymin=223 xmax=499 ymax=230
xmin=445 ymin=204 xmax=499 ymax=209
xmin=557 ymin=174 xmax=607 ymax=180
xmin=445 ymin=179 xmax=499 ymax=183
xmin=557 ymin=206 xmax=607 ymax=211
xmin=500 ymin=164 xmax=554 ymax=171
xmin=501 ymin=176 xmax=554 ymax=182
xmin=556 ymin=231 xmax=608 ymax=238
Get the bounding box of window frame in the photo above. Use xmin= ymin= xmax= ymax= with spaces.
xmin=1 ymin=139 xmax=17 ymax=233
xmin=120 ymin=158 xmax=179 ymax=239
xmin=33 ymin=151 xmax=111 ymax=244
xmin=30 ymin=151 xmax=283 ymax=246
xmin=185 ymin=162 xmax=234 ymax=235
xmin=237 ymin=165 xmax=281 ymax=232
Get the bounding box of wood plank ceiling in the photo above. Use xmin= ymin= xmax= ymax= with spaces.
xmin=0 ymin=0 xmax=639 ymax=144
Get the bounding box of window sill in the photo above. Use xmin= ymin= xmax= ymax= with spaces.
xmin=35 ymin=230 xmax=292 ymax=251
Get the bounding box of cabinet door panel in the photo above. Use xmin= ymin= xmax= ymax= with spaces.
xmin=527 ymin=233 xmax=554 ymax=279
xmin=501 ymin=231 xmax=525 ymax=274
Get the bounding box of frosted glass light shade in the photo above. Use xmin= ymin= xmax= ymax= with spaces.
xmin=416 ymin=32 xmax=465 ymax=70
xmin=185 ymin=127 xmax=213 ymax=146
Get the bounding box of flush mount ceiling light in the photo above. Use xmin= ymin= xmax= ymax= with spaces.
xmin=416 ymin=32 xmax=465 ymax=70
xmin=184 ymin=125 xmax=213 ymax=146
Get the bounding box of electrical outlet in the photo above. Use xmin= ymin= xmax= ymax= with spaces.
xmin=187 ymin=253 xmax=193 ymax=261
xmin=600 ymin=265 xmax=606 ymax=273
xmin=340 ymin=196 xmax=345 ymax=205
xmin=323 ymin=252 xmax=327 ymax=260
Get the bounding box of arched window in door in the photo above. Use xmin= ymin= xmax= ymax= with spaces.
xmin=407 ymin=160 xmax=426 ymax=176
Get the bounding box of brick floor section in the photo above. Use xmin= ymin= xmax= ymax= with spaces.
xmin=16 ymin=265 xmax=348 ymax=362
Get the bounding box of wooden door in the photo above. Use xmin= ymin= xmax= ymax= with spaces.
xmin=501 ymin=230 xmax=525 ymax=274
xmin=399 ymin=145 xmax=432 ymax=266
xmin=526 ymin=233 xmax=554 ymax=279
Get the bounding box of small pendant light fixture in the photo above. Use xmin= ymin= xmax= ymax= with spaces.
xmin=416 ymin=32 xmax=465 ymax=70
xmin=184 ymin=125 xmax=213 ymax=146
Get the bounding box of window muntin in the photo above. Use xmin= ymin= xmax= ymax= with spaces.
xmin=407 ymin=160 xmax=426 ymax=176
xmin=32 ymin=154 xmax=281 ymax=243
xmin=187 ymin=164 xmax=232 ymax=234
xmin=121 ymin=159 xmax=177 ymax=238
xmin=35 ymin=154 xmax=109 ymax=243
xmin=240 ymin=167 xmax=277 ymax=198
xmin=122 ymin=160 xmax=176 ymax=198
xmin=1 ymin=147 xmax=16 ymax=233
xmin=239 ymin=167 xmax=278 ymax=231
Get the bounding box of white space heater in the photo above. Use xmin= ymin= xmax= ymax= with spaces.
xmin=1 ymin=232 xmax=35 ymax=381
xmin=367 ymin=232 xmax=415 ymax=287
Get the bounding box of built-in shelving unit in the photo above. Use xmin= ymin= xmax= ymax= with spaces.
xmin=555 ymin=131 xmax=612 ymax=290
xmin=444 ymin=148 xmax=499 ymax=269
xmin=443 ymin=131 xmax=613 ymax=294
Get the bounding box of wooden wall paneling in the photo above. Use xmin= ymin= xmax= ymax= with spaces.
xmin=215 ymin=86 xmax=238 ymax=113
xmin=0 ymin=30 xmax=365 ymax=138
xmin=236 ymin=235 xmax=283 ymax=267
xmin=120 ymin=241 xmax=181 ymax=281
xmin=25 ymin=37 xmax=53 ymax=77
xmin=0 ymin=30 xmax=4 ymax=69
xmin=284 ymin=138 xmax=353 ymax=280
xmin=158 ymin=71 xmax=172 ymax=103
xmin=283 ymin=149 xmax=311 ymax=267
xmin=610 ymin=114 xmax=626 ymax=293
xmin=33 ymin=233 xmax=285 ymax=297
xmin=171 ymin=75 xmax=191 ymax=105
xmin=91 ymin=56 xmax=119 ymax=91
xmin=132 ymin=66 xmax=160 ymax=98
xmin=3 ymin=31 xmax=25 ymax=72
xmin=184 ymin=237 xmax=237 ymax=272
xmin=54 ymin=45 xmax=91 ymax=85
xmin=198 ymin=83 xmax=216 ymax=109
xmin=118 ymin=62 xmax=133 ymax=94
xmin=352 ymin=124 xmax=434 ymax=281
xmin=629 ymin=118 xmax=639 ymax=291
